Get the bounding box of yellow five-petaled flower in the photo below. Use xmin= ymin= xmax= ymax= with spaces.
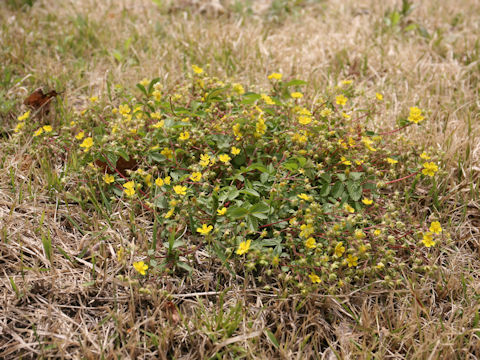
xmin=422 ymin=162 xmax=438 ymax=177
xmin=236 ymin=240 xmax=252 ymax=255
xmin=123 ymin=181 xmax=136 ymax=197
xmin=217 ymin=207 xmax=227 ymax=216
xmin=104 ymin=174 xmax=114 ymax=184
xmin=197 ymin=224 xmax=213 ymax=235
xmin=173 ymin=185 xmax=187 ymax=196
xmin=133 ymin=261 xmax=148 ymax=276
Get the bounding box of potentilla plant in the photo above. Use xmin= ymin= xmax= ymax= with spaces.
xmin=14 ymin=66 xmax=448 ymax=294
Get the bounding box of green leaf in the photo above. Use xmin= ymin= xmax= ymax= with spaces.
xmin=331 ymin=182 xmax=344 ymax=198
xmin=265 ymin=330 xmax=279 ymax=348
xmin=205 ymin=86 xmax=228 ymax=102
xmin=249 ymin=202 xmax=270 ymax=214
xmin=245 ymin=162 xmax=268 ymax=173
xmin=177 ymin=261 xmax=193 ymax=274
xmin=319 ymin=183 xmax=331 ymax=197
xmin=349 ymin=172 xmax=364 ymax=181
xmin=228 ymin=207 xmax=249 ymax=219
xmin=241 ymin=188 xmax=260 ymax=198
xmin=241 ymin=92 xmax=261 ymax=104
xmin=347 ymin=181 xmax=362 ymax=201
xmin=284 ymin=79 xmax=307 ymax=87
xmin=136 ymin=83 xmax=147 ymax=96
xmin=336 ymin=173 xmax=347 ymax=182
xmin=247 ymin=215 xmax=259 ymax=232
xmin=283 ymin=160 xmax=298 ymax=171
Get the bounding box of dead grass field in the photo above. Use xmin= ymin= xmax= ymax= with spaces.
xmin=1 ymin=0 xmax=480 ymax=358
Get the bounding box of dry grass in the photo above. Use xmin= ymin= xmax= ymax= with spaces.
xmin=1 ymin=0 xmax=480 ymax=358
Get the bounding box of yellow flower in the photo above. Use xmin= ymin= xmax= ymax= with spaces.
xmin=17 ymin=111 xmax=30 ymax=121
xmin=151 ymin=112 xmax=161 ymax=119
xmin=152 ymin=120 xmax=164 ymax=129
xmin=420 ymin=152 xmax=431 ymax=160
xmin=376 ymin=92 xmax=383 ymax=101
xmin=422 ymin=162 xmax=438 ymax=177
xmin=429 ymin=221 xmax=442 ymax=234
xmin=346 ymin=254 xmax=358 ymax=267
xmin=386 ymin=157 xmax=398 ymax=164
xmin=119 ymin=104 xmax=131 ymax=116
xmin=362 ymin=137 xmax=377 ymax=152
xmin=334 ymin=242 xmax=345 ymax=258
xmin=179 ymin=131 xmax=190 ymax=141
xmin=336 ymin=94 xmax=348 ymax=106
xmin=299 ymin=223 xmax=314 ymax=238
xmin=217 ymin=207 xmax=227 ymax=216
xmin=104 ymin=174 xmax=115 ymax=184
xmin=219 ymin=154 xmax=231 ymax=164
xmin=272 ymin=256 xmax=279 ymax=266
xmin=42 ymin=125 xmax=52 ymax=133
xmin=268 ymin=72 xmax=282 ymax=80
xmin=298 ymin=193 xmax=312 ymax=201
xmin=161 ymin=148 xmax=173 ymax=160
xmin=155 ymin=177 xmax=164 ymax=187
xmin=291 ymin=92 xmax=303 ymax=99
xmin=199 ymin=153 xmax=210 ymax=167
xmin=164 ymin=176 xmax=171 ymax=185
xmin=342 ymin=112 xmax=351 ymax=119
xmin=308 ymin=273 xmax=321 ymax=283
xmin=354 ymin=229 xmax=366 ymax=239
xmin=422 ymin=232 xmax=436 ymax=247
xmin=408 ymin=106 xmax=425 ymax=124
xmin=173 ymin=185 xmax=187 ymax=196
xmin=362 ymin=198 xmax=373 ymax=205
xmin=152 ymin=90 xmax=162 ymax=101
xmin=261 ymin=94 xmax=275 ymax=105
xmin=75 ymin=131 xmax=85 ymax=140
xmin=190 ymin=172 xmax=202 ymax=182
xmin=298 ymin=116 xmax=312 ymax=125
xmin=341 ymin=80 xmax=353 ymax=85
xmin=232 ymin=123 xmax=243 ymax=139
xmin=304 ymin=237 xmax=316 ymax=249
xmin=164 ymin=208 xmax=174 ymax=219
xmin=123 ymin=181 xmax=136 ymax=197
xmin=139 ymin=78 xmax=149 ymax=87
xmin=374 ymin=229 xmax=382 ymax=237
xmin=89 ymin=96 xmax=98 ymax=103
xmin=14 ymin=122 xmax=25 ymax=133
xmin=197 ymin=224 xmax=213 ymax=235
xmin=341 ymin=156 xmax=351 ymax=166
xmin=233 ymin=83 xmax=245 ymax=95
xmin=144 ymin=174 xmax=152 ymax=187
xmin=256 ymin=119 xmax=267 ymax=135
xmin=231 ymin=146 xmax=241 ymax=156
xmin=344 ymin=204 xmax=355 ymax=213
xmin=80 ymin=137 xmax=94 ymax=150
xmin=133 ymin=261 xmax=148 ymax=276
xmin=320 ymin=108 xmax=333 ymax=117
xmin=33 ymin=128 xmax=43 ymax=137
xmin=192 ymin=64 xmax=204 ymax=74
xmin=236 ymin=240 xmax=252 ymax=255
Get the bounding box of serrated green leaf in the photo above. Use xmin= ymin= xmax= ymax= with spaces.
xmin=228 ymin=207 xmax=249 ymax=219
xmin=331 ymin=182 xmax=344 ymax=198
xmin=319 ymin=183 xmax=331 ymax=197
xmin=249 ymin=202 xmax=270 ymax=214
xmin=241 ymin=188 xmax=260 ymax=197
xmin=347 ymin=181 xmax=362 ymax=201
xmin=349 ymin=172 xmax=364 ymax=181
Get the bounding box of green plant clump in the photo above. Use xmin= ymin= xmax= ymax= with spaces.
xmin=13 ymin=67 xmax=447 ymax=294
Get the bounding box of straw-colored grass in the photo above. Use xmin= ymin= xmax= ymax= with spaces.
xmin=1 ymin=0 xmax=480 ymax=358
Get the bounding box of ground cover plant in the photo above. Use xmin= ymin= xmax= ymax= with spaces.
xmin=1 ymin=0 xmax=480 ymax=359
